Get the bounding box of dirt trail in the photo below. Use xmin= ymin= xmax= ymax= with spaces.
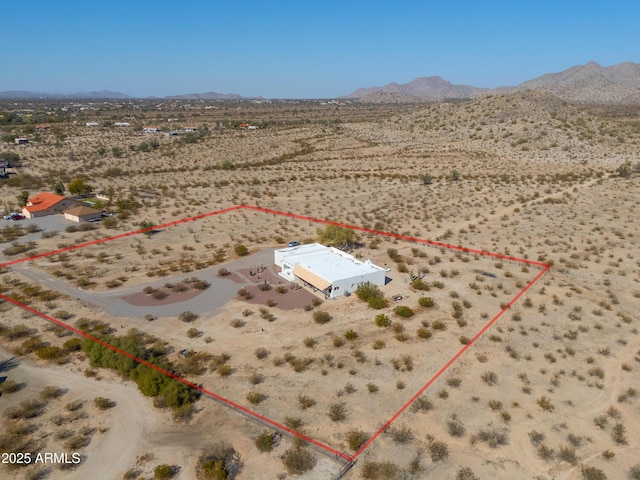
xmin=0 ymin=347 xmax=161 ymax=480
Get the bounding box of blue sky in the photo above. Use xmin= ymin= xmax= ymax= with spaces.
xmin=6 ymin=0 xmax=639 ymax=98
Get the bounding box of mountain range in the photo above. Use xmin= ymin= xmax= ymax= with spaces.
xmin=2 ymin=61 xmax=639 ymax=104
xmin=347 ymin=61 xmax=640 ymax=104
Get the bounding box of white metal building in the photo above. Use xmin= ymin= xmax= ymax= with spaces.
xmin=274 ymin=243 xmax=387 ymax=299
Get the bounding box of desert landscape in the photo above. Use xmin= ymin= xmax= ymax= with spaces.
xmin=0 ymin=89 xmax=639 ymax=480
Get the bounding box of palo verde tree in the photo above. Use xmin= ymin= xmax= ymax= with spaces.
xmin=317 ymin=225 xmax=358 ymax=249
xmin=68 ymin=178 xmax=93 ymax=196
xmin=17 ymin=190 xmax=29 ymax=207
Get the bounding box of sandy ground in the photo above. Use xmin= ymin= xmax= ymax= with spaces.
xmin=1 ymin=96 xmax=639 ymax=479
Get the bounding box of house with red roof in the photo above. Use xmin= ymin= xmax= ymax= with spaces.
xmin=22 ymin=193 xmax=78 ymax=219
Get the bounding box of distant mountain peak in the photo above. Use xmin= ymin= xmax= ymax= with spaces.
xmin=347 ymin=61 xmax=640 ymax=105
xmin=344 ymin=76 xmax=490 ymax=101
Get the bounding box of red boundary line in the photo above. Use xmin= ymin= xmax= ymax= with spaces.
xmin=0 ymin=205 xmax=550 ymax=462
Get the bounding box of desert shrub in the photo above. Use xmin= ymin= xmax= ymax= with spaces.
xmin=481 ymin=371 xmax=498 ymax=386
xmin=429 ymin=440 xmax=449 ymax=461
xmin=344 ymin=329 xmax=358 ymax=340
xmin=0 ymin=379 xmax=22 ymax=394
xmin=537 ymin=444 xmax=555 ymax=460
xmin=372 ymin=339 xmax=385 ymax=350
xmin=198 ymin=443 xmax=242 ymax=480
xmin=283 ymin=417 xmax=303 ymax=430
xmin=394 ymin=306 xmax=414 ymax=318
xmin=179 ymin=311 xmax=198 ymax=323
xmin=418 ymin=296 xmax=434 ymax=307
xmin=36 ymin=345 xmax=64 ymax=360
xmin=447 ymin=415 xmax=466 ymax=437
xmin=94 ymin=397 xmax=116 ymax=410
xmin=528 ymin=431 xmax=544 ymax=445
xmin=297 ymin=394 xmax=316 ymax=410
xmin=367 ymin=383 xmax=379 ymax=393
xmin=537 ymin=395 xmax=555 ymax=412
xmin=417 ymin=327 xmax=432 ymax=339
xmin=192 ymin=280 xmax=210 ymax=290
xmin=361 ymin=460 xmax=401 ymax=480
xmin=473 ymin=427 xmax=509 ymax=448
xmin=4 ymin=399 xmax=47 ymax=420
xmin=217 ymin=268 xmax=231 ymax=277
xmin=581 ymin=466 xmax=607 ymax=480
xmin=281 ymin=447 xmax=316 ymax=475
xmin=312 ymin=310 xmax=331 ymax=324
xmin=390 ymin=425 xmax=413 ymax=444
xmin=412 ymin=278 xmax=430 ymax=291
xmin=257 ymin=280 xmax=271 ymax=291
xmin=63 ymin=338 xmax=82 ymax=352
xmin=558 ymin=444 xmax=578 ymax=465
xmin=254 ymin=347 xmax=269 ymax=360
xmin=346 ymin=430 xmax=369 ymax=452
xmin=432 ymin=320 xmax=446 ymax=330
xmin=411 ymin=396 xmax=433 ymax=413
xmin=612 ymin=423 xmax=627 ymax=444
xmin=151 ymin=290 xmax=169 ymax=300
xmin=233 ymin=244 xmax=249 ymax=256
xmin=457 ymin=467 xmax=480 ymax=480
xmin=628 ymin=464 xmax=640 ymax=480
xmin=328 ymin=402 xmax=347 ymax=422
xmin=39 ymin=385 xmax=66 ymax=400
xmin=374 ymin=314 xmax=390 ymax=327
xmin=254 ymin=430 xmax=278 ymax=452
xmin=154 ymin=464 xmax=177 ymax=479
xmin=355 ymin=282 xmax=388 ymax=309
xmin=246 ymin=391 xmax=267 ymax=405
xmin=54 ymin=309 xmax=73 ymax=320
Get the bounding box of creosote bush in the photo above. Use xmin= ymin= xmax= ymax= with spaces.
xmin=312 ymin=310 xmax=331 ymax=324
xmin=281 ymin=447 xmax=316 ymax=475
xmin=355 ymin=282 xmax=388 ymax=309
xmin=394 ymin=305 xmax=414 ymax=318
xmin=346 ymin=430 xmax=369 ymax=452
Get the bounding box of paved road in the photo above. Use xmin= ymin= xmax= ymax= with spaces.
xmin=10 ymin=247 xmax=278 ymax=319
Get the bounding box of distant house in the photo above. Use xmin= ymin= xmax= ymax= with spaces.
xmin=64 ymin=205 xmax=102 ymax=223
xmin=86 ymin=122 xmax=100 ymax=127
xmin=239 ymin=123 xmax=249 ymax=129
xmin=143 ymin=126 xmax=161 ymax=133
xmin=22 ymin=193 xmax=78 ymax=219
xmin=113 ymin=122 xmax=130 ymax=127
xmin=182 ymin=126 xmax=197 ymax=132
xmin=35 ymin=124 xmax=53 ymax=130
xmin=15 ymin=137 xmax=28 ymax=145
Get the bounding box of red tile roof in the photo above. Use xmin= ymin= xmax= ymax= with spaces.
xmin=25 ymin=192 xmax=67 ymax=213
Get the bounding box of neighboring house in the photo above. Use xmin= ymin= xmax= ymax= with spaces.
xmin=239 ymin=123 xmax=249 ymax=129
xmin=22 ymin=193 xmax=78 ymax=219
xmin=15 ymin=137 xmax=28 ymax=145
xmin=182 ymin=126 xmax=198 ymax=132
xmin=274 ymin=243 xmax=388 ymax=299
xmin=64 ymin=206 xmax=102 ymax=223
xmin=113 ymin=122 xmax=130 ymax=127
xmin=86 ymin=122 xmax=100 ymax=127
xmin=143 ymin=126 xmax=161 ymax=133
xmin=35 ymin=123 xmax=53 ymax=130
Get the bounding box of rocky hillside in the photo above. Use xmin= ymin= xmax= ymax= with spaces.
xmin=347 ymin=61 xmax=640 ymax=105
xmin=509 ymin=61 xmax=640 ymax=105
